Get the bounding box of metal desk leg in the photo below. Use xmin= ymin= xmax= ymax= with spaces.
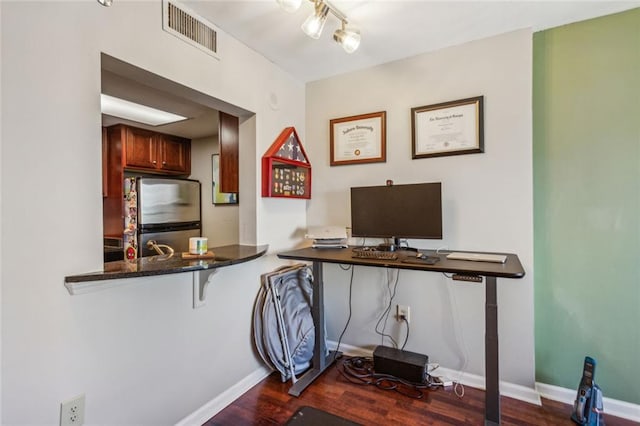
xmin=485 ymin=276 xmax=500 ymax=425
xmin=288 ymin=261 xmax=338 ymax=396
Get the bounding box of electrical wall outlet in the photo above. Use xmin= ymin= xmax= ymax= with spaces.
xmin=60 ymin=394 xmax=85 ymax=426
xmin=397 ymin=304 xmax=410 ymax=323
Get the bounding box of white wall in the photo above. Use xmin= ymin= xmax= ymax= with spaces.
xmin=306 ymin=30 xmax=535 ymax=387
xmin=0 ymin=2 xmax=3 ymax=420
xmin=1 ymin=1 xmax=304 ymax=424
xmin=190 ymin=136 xmax=240 ymax=247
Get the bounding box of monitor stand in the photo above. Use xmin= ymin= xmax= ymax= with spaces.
xmin=377 ymin=237 xmax=419 ymax=252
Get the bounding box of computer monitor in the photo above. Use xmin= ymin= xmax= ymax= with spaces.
xmin=350 ymin=182 xmax=442 ymax=250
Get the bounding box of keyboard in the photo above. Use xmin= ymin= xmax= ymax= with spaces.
xmin=351 ymin=250 xmax=398 ymax=260
xmin=446 ymin=252 xmax=507 ymax=263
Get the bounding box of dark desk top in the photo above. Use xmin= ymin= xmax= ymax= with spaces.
xmin=66 ymin=244 xmax=268 ymax=283
xmin=278 ymin=247 xmax=525 ymax=279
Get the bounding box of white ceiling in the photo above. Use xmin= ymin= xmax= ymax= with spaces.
xmin=102 ymin=1 xmax=638 ymax=137
xmin=184 ymin=0 xmax=640 ymax=83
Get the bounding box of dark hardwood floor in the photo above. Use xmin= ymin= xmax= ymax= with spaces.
xmin=205 ymin=360 xmax=635 ymax=425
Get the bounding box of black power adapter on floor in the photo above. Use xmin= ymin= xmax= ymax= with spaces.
xmin=373 ymin=345 xmax=429 ymax=384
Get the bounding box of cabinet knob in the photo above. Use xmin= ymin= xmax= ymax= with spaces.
xmin=152 ymin=160 xmax=157 ymax=164
xmin=162 ymin=161 xmax=167 ymax=165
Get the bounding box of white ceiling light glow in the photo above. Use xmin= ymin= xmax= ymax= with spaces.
xmin=276 ymin=0 xmax=302 ymax=13
xmin=277 ymin=0 xmax=361 ymax=53
xmin=100 ymin=94 xmax=188 ymax=126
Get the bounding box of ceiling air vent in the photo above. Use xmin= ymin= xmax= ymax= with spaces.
xmin=162 ymin=0 xmax=219 ymax=59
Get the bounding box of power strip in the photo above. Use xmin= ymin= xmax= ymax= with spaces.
xmin=373 ymin=346 xmax=428 ymax=383
xmin=452 ymin=274 xmax=483 ymax=283
xmin=433 ymin=376 xmax=454 ymax=388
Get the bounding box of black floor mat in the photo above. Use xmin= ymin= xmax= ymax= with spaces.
xmin=285 ymin=406 xmax=362 ymax=426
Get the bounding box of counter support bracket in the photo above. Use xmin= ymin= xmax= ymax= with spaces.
xmin=193 ymin=269 xmax=217 ymax=308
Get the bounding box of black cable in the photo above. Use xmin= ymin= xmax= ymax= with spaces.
xmin=384 ymin=269 xmax=401 ymax=346
xmin=333 ymin=264 xmax=355 ymax=362
xmin=401 ymin=317 xmax=410 ymax=350
xmin=379 ymin=271 xmax=395 ymax=346
xmin=374 ymin=269 xmax=400 ymax=348
xmin=337 ymin=356 xmax=440 ymax=399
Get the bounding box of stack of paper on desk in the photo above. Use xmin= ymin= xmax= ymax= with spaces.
xmin=305 ymin=226 xmax=348 ymax=248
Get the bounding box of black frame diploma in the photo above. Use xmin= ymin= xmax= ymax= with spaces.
xmin=330 ymin=111 xmax=386 ymax=166
xmin=411 ymin=96 xmax=484 ymax=159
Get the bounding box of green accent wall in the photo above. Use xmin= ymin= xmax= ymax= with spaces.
xmin=533 ymin=8 xmax=640 ymax=404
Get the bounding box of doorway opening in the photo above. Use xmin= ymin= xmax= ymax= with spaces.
xmin=100 ymin=53 xmax=255 ymax=261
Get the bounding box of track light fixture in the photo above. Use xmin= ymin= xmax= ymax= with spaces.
xmin=333 ymin=21 xmax=360 ymax=53
xmin=97 ymin=0 xmax=113 ymax=6
xmin=276 ymin=0 xmax=361 ymax=53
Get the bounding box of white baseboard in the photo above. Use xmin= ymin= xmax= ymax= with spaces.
xmin=175 ymin=365 xmax=272 ymax=426
xmin=536 ymin=382 xmax=640 ymax=423
xmin=329 ymin=341 xmax=372 ymax=357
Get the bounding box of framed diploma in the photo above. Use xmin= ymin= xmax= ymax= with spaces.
xmin=330 ymin=111 xmax=386 ymax=166
xmin=411 ymin=96 xmax=484 ymax=159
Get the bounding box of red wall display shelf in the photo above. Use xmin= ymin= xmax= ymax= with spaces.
xmin=262 ymin=127 xmax=312 ymax=199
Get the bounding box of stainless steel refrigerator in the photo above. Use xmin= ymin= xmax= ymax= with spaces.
xmin=123 ymin=177 xmax=201 ymax=259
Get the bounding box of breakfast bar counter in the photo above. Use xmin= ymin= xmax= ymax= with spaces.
xmin=64 ymin=244 xmax=268 ymax=295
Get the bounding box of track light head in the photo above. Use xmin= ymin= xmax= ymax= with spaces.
xmin=97 ymin=0 xmax=113 ymax=6
xmin=333 ymin=22 xmax=361 ymax=53
xmin=301 ymin=1 xmax=330 ymax=39
xmin=276 ymin=0 xmax=302 ymax=13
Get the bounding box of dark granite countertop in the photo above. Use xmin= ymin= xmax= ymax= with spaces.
xmin=65 ymin=244 xmax=268 ymax=284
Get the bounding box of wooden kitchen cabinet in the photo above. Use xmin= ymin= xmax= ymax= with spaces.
xmin=158 ymin=134 xmax=191 ymax=173
xmin=123 ymin=126 xmax=157 ymax=170
xmin=102 ymin=127 xmax=108 ymax=197
xmin=218 ymin=111 xmax=239 ymax=193
xmin=114 ymin=125 xmax=191 ymax=175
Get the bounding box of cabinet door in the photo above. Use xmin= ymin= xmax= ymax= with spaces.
xmin=159 ymin=135 xmax=191 ymax=174
xmin=219 ymin=111 xmax=239 ymax=193
xmin=124 ymin=127 xmax=157 ymax=169
xmin=102 ymin=127 xmax=108 ymax=197
xmin=103 ymin=126 xmax=125 ymax=238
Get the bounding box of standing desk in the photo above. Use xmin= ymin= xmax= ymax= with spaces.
xmin=277 ymin=247 xmax=525 ymax=426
